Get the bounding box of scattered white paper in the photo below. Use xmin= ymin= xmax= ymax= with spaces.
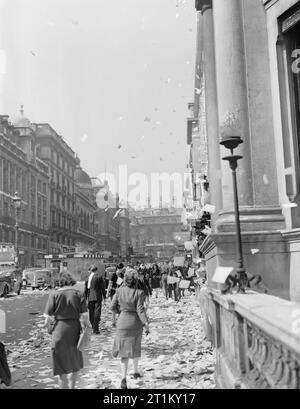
xmin=212 ymin=266 xmax=234 ymax=284
xmin=40 ymin=378 xmax=55 ymax=384
xmin=179 ymin=280 xmax=190 ymax=289
xmin=202 ymin=204 xmax=216 ymax=214
xmin=188 ymin=268 xmax=194 ymax=277
xmin=251 ymin=249 xmax=260 ymax=255
xmin=116 ymin=277 xmax=123 ymax=286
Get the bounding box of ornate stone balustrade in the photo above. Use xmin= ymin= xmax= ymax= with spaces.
xmin=199 ymin=289 xmax=300 ymax=388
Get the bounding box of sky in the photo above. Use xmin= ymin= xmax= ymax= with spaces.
xmin=0 ymin=0 xmax=196 ymax=207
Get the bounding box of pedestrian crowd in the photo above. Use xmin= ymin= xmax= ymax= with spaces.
xmin=0 ymin=258 xmax=207 ymax=390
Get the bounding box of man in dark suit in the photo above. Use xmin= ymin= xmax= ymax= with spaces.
xmin=85 ymin=265 xmax=106 ymax=334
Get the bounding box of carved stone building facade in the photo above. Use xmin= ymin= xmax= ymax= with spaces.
xmin=74 ymin=166 xmax=97 ymax=252
xmin=193 ymin=0 xmax=300 ymax=389
xmin=193 ymin=0 xmax=300 ymax=301
xmin=35 ymin=122 xmax=79 ymax=254
xmin=0 ymin=112 xmax=50 ymax=268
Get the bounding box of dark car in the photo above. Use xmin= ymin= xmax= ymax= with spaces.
xmin=0 ymin=267 xmax=22 ymax=298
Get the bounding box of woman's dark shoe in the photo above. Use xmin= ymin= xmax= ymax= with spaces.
xmin=121 ymin=378 xmax=127 ymax=389
xmin=132 ymin=373 xmax=142 ymax=379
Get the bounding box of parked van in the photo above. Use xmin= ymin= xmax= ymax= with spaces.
xmin=22 ymin=268 xmax=53 ymax=290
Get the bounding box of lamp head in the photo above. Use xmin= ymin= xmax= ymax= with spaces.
xmin=220 ymin=136 xmax=243 ymax=151
xmin=13 ymin=192 xmax=21 ymax=208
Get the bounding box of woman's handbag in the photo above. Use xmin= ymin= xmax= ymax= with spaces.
xmin=0 ymin=342 xmax=11 ymax=387
xmin=77 ymin=327 xmax=89 ymax=352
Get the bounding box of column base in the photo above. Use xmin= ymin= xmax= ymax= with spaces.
xmin=215 ymin=206 xmax=285 ymax=233
xmin=200 ymin=230 xmax=290 ymax=300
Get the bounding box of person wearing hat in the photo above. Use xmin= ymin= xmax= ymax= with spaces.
xmin=84 ymin=265 xmax=106 ymax=334
xmin=111 ymin=268 xmax=149 ymax=389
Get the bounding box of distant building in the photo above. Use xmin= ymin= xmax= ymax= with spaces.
xmin=129 ymin=207 xmax=187 ymax=260
xmin=74 ymin=166 xmax=97 ymax=252
xmin=35 ymin=121 xmax=79 ymax=254
xmin=92 ymin=179 xmax=131 ymax=258
xmin=0 ymin=110 xmax=50 ymax=267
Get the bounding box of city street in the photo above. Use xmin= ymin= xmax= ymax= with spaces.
xmin=0 ymin=289 xmax=215 ymax=389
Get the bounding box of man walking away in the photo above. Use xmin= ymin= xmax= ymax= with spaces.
xmin=85 ymin=265 xmax=106 ymax=334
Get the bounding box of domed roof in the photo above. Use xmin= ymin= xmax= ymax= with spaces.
xmin=13 ymin=106 xmax=35 ymax=130
xmin=74 ymin=167 xmax=92 ymax=185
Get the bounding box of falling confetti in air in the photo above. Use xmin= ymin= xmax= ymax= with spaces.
xmin=195 ymin=88 xmax=201 ymax=95
xmin=81 ymin=134 xmax=88 ymax=143
xmin=144 ymin=117 xmax=151 ymax=122
xmin=263 ymin=174 xmax=269 ymax=185
xmin=117 ymin=144 xmax=122 ymax=149
xmin=30 ymin=51 xmax=36 ymax=56
xmin=118 ymin=116 xmax=124 ymax=121
xmin=186 ymin=61 xmax=191 ymax=65
xmin=251 ymin=249 xmax=260 ymax=255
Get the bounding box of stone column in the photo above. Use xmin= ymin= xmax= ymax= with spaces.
xmin=213 ymin=0 xmax=253 ymax=215
xmin=193 ymin=6 xmax=203 ymax=118
xmin=198 ymin=0 xmax=222 ymax=228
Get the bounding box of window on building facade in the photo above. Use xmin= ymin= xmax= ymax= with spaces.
xmin=3 ymin=161 xmax=8 ymax=192
xmin=38 ymin=214 xmax=41 ymax=228
xmin=3 ymin=201 xmax=8 ymax=216
xmin=281 ymin=8 xmax=300 ymax=201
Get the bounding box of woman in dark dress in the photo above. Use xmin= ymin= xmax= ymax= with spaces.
xmin=107 ymin=267 xmax=118 ymax=327
xmin=43 ymin=273 xmax=89 ymax=389
xmin=137 ymin=268 xmax=152 ymax=311
xmin=111 ymin=268 xmax=149 ymax=389
xmin=150 ymin=264 xmax=161 ymax=298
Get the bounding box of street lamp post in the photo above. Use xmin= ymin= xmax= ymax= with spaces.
xmin=12 ymin=192 xmax=22 ymax=270
xmin=220 ymin=136 xmax=248 ymax=292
